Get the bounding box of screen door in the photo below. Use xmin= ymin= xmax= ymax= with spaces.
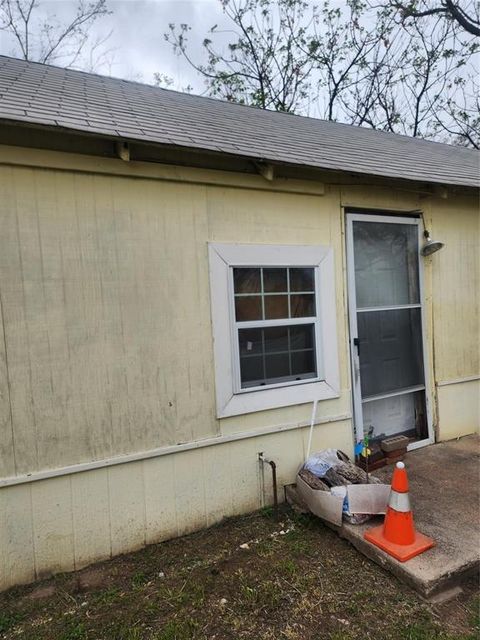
xmin=346 ymin=213 xmax=430 ymax=444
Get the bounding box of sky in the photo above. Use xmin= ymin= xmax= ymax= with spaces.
xmin=0 ymin=0 xmax=235 ymax=92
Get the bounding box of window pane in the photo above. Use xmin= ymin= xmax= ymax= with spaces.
xmin=238 ymin=328 xmax=263 ymax=355
xmin=235 ymin=296 xmax=262 ymax=321
xmin=240 ymin=355 xmax=264 ymax=385
xmin=263 ymin=268 xmax=287 ymax=293
xmin=353 ymin=221 xmax=419 ymax=307
xmin=290 ymin=268 xmax=314 ymax=292
xmin=357 ymin=308 xmax=424 ymax=398
xmin=233 ymin=268 xmax=261 ymax=294
xmin=265 ymin=354 xmax=290 ymax=380
xmin=291 ymin=350 xmax=316 ymax=376
xmin=290 ymin=325 xmax=314 ymax=350
xmin=264 ymin=326 xmax=288 ymax=353
xmin=290 ymin=294 xmax=315 ymax=317
xmin=264 ymin=295 xmax=288 ymax=319
xmin=238 ymin=323 xmax=317 ymax=388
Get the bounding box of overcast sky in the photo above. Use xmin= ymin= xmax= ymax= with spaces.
xmin=0 ymin=0 xmax=236 ymax=92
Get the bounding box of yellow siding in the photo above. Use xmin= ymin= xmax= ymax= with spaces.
xmin=0 ymin=165 xmax=217 ymax=474
xmin=0 ymin=419 xmax=353 ymax=591
xmin=0 ymin=161 xmax=354 ymax=477
xmin=0 ymin=145 xmax=478 ymax=591
xmin=437 ymin=380 xmax=480 ymax=441
xmin=430 ymin=195 xmax=479 ymax=382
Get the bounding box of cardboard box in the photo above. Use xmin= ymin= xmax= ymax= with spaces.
xmin=296 ymin=474 xmax=391 ymax=527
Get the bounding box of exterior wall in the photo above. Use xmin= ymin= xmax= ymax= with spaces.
xmin=428 ymin=196 xmax=480 ymax=440
xmin=436 ymin=380 xmax=479 ymax=441
xmin=0 ymin=419 xmax=352 ymax=589
xmin=0 ymin=145 xmax=478 ymax=591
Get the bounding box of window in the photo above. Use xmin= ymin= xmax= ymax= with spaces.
xmin=208 ymin=243 xmax=339 ymax=418
xmin=233 ymin=267 xmax=319 ymax=389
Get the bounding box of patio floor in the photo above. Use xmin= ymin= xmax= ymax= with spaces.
xmin=340 ymin=434 xmax=480 ymax=598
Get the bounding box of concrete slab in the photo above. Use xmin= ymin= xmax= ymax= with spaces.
xmin=339 ymin=435 xmax=480 ymax=597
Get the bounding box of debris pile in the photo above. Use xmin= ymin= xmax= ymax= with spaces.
xmin=296 ymin=449 xmax=389 ymax=526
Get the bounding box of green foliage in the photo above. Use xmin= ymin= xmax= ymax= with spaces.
xmin=155 ymin=618 xmax=198 ymax=640
xmin=164 ymin=0 xmax=479 ymax=147
xmin=58 ymin=620 xmax=88 ymax=640
xmin=0 ymin=611 xmax=23 ymax=633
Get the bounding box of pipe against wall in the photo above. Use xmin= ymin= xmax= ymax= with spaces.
xmin=258 ymin=453 xmax=279 ymax=519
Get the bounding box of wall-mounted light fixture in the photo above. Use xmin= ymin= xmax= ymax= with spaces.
xmin=421 ymin=230 xmax=445 ymax=256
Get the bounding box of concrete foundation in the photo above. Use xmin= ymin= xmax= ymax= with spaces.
xmin=290 ymin=435 xmax=480 ymax=598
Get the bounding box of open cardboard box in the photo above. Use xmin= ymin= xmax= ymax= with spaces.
xmin=296 ymin=473 xmax=391 ymax=527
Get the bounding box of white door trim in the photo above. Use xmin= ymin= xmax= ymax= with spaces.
xmin=345 ymin=211 xmax=434 ymax=450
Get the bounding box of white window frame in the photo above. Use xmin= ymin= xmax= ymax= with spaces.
xmin=208 ymin=243 xmax=340 ymax=418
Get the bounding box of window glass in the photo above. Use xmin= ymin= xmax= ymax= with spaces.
xmin=264 ymin=295 xmax=289 ymax=319
xmin=233 ymin=267 xmax=316 ymax=321
xmin=290 ymin=294 xmax=315 ymax=318
xmin=290 ymin=268 xmax=314 ymax=292
xmin=353 ymin=222 xmax=419 ymax=308
xmin=235 ymin=296 xmax=262 ymax=321
xmin=263 ymin=268 xmax=288 ymax=292
xmin=238 ymin=324 xmax=317 ymax=388
xmin=233 ymin=268 xmax=261 ymax=294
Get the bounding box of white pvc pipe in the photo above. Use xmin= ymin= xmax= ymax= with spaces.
xmin=305 ymin=399 xmax=319 ymax=461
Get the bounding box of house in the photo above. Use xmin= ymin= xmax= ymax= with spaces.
xmin=0 ymin=55 xmax=478 ymax=592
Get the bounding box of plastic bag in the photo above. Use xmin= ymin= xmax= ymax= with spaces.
xmin=304 ymin=449 xmax=340 ymax=478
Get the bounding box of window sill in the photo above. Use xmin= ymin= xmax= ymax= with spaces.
xmin=218 ymin=380 xmax=339 ymax=418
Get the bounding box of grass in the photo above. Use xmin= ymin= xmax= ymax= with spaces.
xmin=0 ymin=613 xmax=23 ymax=634
xmin=0 ymin=509 xmax=477 ymax=640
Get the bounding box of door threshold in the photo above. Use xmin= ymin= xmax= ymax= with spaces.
xmin=407 ymin=436 xmax=435 ymax=452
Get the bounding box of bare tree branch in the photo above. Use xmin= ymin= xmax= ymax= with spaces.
xmin=0 ymin=0 xmax=112 ymax=70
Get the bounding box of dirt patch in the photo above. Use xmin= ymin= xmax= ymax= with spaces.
xmin=25 ymin=585 xmax=57 ymax=601
xmin=73 ymin=567 xmax=111 ymax=593
xmin=0 ymin=508 xmax=478 ymax=640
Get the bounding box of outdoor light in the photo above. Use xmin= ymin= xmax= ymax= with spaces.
xmin=421 ymin=230 xmax=445 ymax=256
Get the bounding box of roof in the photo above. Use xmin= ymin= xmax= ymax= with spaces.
xmin=0 ymin=55 xmax=479 ymax=188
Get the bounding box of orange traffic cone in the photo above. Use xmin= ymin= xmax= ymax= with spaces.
xmin=364 ymin=461 xmax=435 ymax=562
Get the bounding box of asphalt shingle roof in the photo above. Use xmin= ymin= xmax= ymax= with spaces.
xmin=0 ymin=55 xmax=479 ymax=188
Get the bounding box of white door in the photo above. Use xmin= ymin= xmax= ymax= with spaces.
xmin=346 ymin=213 xmax=433 ymax=447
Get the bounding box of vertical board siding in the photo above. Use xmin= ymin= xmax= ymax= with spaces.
xmin=0 ymin=483 xmax=35 ymax=587
xmin=31 ymin=476 xmax=75 ymax=578
xmin=173 ymin=450 xmax=207 ymax=537
xmin=0 ymin=165 xmax=218 ymax=475
xmin=202 ymin=444 xmax=235 ymax=527
xmin=143 ymin=456 xmax=177 ymax=545
xmin=108 ymin=462 xmax=146 ymax=557
xmin=71 ymin=470 xmax=111 ymax=569
xmin=0 ymin=165 xmax=15 ymax=478
xmin=437 ymin=380 xmax=480 ymax=441
xmin=0 ymin=153 xmax=478 ymax=592
xmin=0 ymin=418 xmax=354 ymax=591
xmin=1 ymin=166 xmax=39 ymax=474
xmin=432 ymin=196 xmax=479 ymax=382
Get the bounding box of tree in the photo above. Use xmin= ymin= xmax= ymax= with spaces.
xmin=0 ymin=0 xmax=112 ymax=70
xmin=165 ymin=0 xmax=479 ymax=147
xmin=165 ymin=0 xmax=316 ymax=112
xmin=390 ymin=1 xmax=480 ymax=37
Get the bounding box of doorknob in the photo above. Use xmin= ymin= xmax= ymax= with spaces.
xmin=353 ymin=337 xmax=360 ymax=356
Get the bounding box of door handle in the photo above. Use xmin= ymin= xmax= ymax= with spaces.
xmin=353 ymin=337 xmax=360 ymax=356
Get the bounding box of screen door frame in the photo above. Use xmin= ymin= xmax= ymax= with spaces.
xmin=346 ymin=211 xmax=434 ymax=450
